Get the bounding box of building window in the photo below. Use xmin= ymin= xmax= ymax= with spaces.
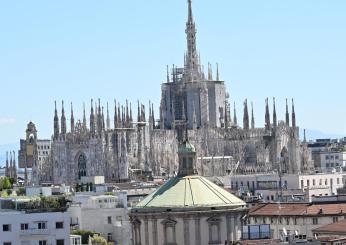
xmin=107 ymin=216 xmax=112 ymax=224
xmin=207 ymin=216 xmax=221 ymax=245
xmin=254 ymin=217 xmax=257 ymax=224
xmin=38 ymin=222 xmax=47 ymax=230
xmin=337 ymin=178 xmax=340 ymax=184
xmin=294 ymin=217 xmax=297 ymax=225
xmin=285 ymin=217 xmax=289 ymax=225
xmin=270 ymin=217 xmax=274 ymax=224
xmin=307 ymin=180 xmax=310 ymax=187
xmin=333 ymin=217 xmax=339 ymax=223
xmin=262 ymin=217 xmax=266 ymax=224
xmin=56 ymin=222 xmax=64 ymax=229
xmin=313 ymin=217 xmax=318 ymax=225
xmin=21 ymin=223 xmax=29 ymax=230
xmin=3 ymin=224 xmax=11 ymax=231
xmin=107 ymin=233 xmax=113 ymax=242
xmin=39 ymin=241 xmax=47 ymax=245
xmin=301 ymin=180 xmax=303 ymax=188
xmin=313 ymin=179 xmax=315 ymax=186
xmin=319 ymin=179 xmax=322 ymax=185
xmin=161 ymin=218 xmax=177 ymax=245
xmin=56 ymin=240 xmax=64 ymax=245
xmin=279 ymin=217 xmax=282 ymax=224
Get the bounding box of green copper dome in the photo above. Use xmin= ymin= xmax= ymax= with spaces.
xmin=134 ymin=175 xmax=245 ymax=210
xmin=178 ymin=141 xmax=196 ymax=153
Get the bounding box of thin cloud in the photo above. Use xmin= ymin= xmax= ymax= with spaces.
xmin=0 ymin=117 xmax=16 ymax=125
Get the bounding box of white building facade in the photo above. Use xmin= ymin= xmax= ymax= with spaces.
xmin=229 ymin=172 xmax=345 ymax=202
xmin=0 ymin=210 xmax=70 ymax=245
xmin=68 ymin=194 xmax=130 ymax=245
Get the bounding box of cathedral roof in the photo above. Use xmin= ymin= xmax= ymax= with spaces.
xmin=134 ymin=175 xmax=245 ymax=211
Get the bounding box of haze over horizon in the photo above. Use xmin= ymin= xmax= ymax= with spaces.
xmin=0 ymin=0 xmax=345 ymax=146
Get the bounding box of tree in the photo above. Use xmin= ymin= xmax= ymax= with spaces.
xmin=90 ymin=234 xmax=108 ymax=245
xmin=72 ymin=230 xmax=97 ymax=244
xmin=3 ymin=177 xmax=12 ymax=190
xmin=1 ymin=191 xmax=9 ymax=198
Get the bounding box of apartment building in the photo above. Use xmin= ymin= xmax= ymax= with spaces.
xmin=0 ymin=198 xmax=70 ymax=245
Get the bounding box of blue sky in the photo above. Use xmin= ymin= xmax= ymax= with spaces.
xmin=0 ymin=0 xmax=345 ymax=146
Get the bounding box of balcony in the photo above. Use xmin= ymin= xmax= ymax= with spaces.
xmin=20 ymin=228 xmax=51 ymax=236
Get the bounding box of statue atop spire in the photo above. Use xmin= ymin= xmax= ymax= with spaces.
xmin=185 ymin=0 xmax=200 ymax=82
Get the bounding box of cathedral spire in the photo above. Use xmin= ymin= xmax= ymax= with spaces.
xmin=83 ymin=102 xmax=87 ymax=129
xmin=216 ymin=63 xmax=220 ymax=81
xmin=130 ymin=102 xmax=133 ymax=123
xmin=185 ymin=0 xmax=200 ymax=82
xmin=106 ymin=102 xmax=110 ymax=130
xmin=251 ymin=102 xmax=255 ymax=129
xmin=114 ymin=100 xmax=118 ymax=128
xmin=273 ymin=97 xmax=277 ymax=129
xmin=126 ymin=100 xmax=129 ymax=126
xmin=90 ymin=99 xmax=95 ymax=135
xmin=12 ymin=150 xmax=17 ymax=180
xmin=70 ymin=102 xmax=75 ymax=133
xmin=303 ymin=129 xmax=307 ymax=143
xmin=286 ymin=98 xmax=290 ymax=127
xmin=151 ymin=103 xmax=155 ymax=129
xmin=137 ymin=100 xmax=140 ymax=122
xmin=101 ymin=106 xmax=105 ymax=130
xmin=292 ymin=98 xmax=296 ymax=128
xmin=233 ymin=102 xmax=237 ymax=126
xmin=54 ymin=101 xmax=60 ymax=140
xmin=61 ymin=100 xmax=66 ymax=135
xmin=243 ymin=99 xmax=249 ymax=131
xmin=5 ymin=151 xmax=9 ymax=177
xmin=166 ymin=65 xmax=170 ymax=82
xmin=9 ymin=151 xmax=13 ymax=178
xmin=265 ymin=98 xmax=271 ymax=132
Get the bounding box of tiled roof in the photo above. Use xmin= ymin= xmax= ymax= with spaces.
xmin=313 ymin=219 xmax=346 ymax=234
xmin=249 ymin=203 xmax=346 ymax=216
xmin=307 ymin=204 xmax=346 ymax=215
xmin=249 ymin=203 xmax=308 ymax=216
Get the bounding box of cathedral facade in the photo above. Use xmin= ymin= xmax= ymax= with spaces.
xmin=26 ymin=0 xmax=312 ymax=185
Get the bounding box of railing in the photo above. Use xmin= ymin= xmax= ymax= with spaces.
xmin=242 ymin=232 xmax=271 ymax=240
xmin=19 ymin=228 xmax=51 ymax=236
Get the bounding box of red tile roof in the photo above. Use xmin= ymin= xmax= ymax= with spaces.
xmin=249 ymin=203 xmax=346 ymax=216
xmin=249 ymin=203 xmax=308 ymax=216
xmin=313 ymin=219 xmax=346 ymax=234
xmin=307 ymin=204 xmax=346 ymax=215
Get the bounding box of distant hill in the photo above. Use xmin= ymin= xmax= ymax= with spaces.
xmin=300 ymin=128 xmax=344 ymax=141
xmin=0 ymin=143 xmax=19 ymax=167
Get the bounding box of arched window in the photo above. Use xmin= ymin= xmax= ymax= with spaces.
xmin=78 ymin=154 xmax=87 ymax=179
